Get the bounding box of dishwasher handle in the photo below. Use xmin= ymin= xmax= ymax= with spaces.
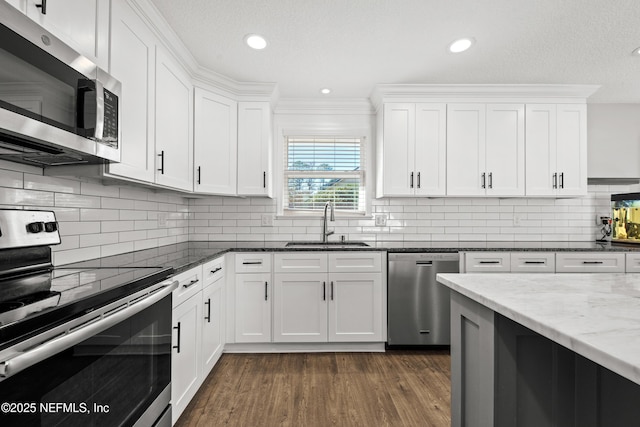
xmin=416 ymin=261 xmax=433 ymax=266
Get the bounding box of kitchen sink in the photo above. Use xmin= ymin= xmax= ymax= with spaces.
xmin=285 ymin=241 xmax=370 ymax=248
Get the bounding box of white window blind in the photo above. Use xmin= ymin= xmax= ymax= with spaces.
xmin=284 ymin=137 xmax=365 ymax=214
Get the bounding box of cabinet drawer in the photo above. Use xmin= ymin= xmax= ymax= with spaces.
xmin=464 ymin=252 xmax=511 ymax=273
xmin=555 ymin=253 xmax=625 ymax=273
xmin=274 ymin=253 xmax=328 ymax=273
xmin=328 ymin=252 xmax=382 ymax=273
xmin=626 ymin=253 xmax=640 ymax=273
xmin=510 ymin=252 xmax=555 ymax=273
xmin=172 ymin=265 xmax=203 ymax=308
xmin=203 ymin=256 xmax=225 ymax=286
xmin=235 ymin=253 xmax=271 ymax=273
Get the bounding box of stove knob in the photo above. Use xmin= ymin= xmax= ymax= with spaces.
xmin=44 ymin=221 xmax=58 ymax=232
xmin=26 ymin=222 xmax=44 ymax=233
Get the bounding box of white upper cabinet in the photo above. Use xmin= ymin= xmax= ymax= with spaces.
xmin=447 ymin=103 xmax=524 ymax=196
xmin=379 ymin=103 xmax=446 ymax=197
xmin=154 ymin=47 xmax=193 ymax=191
xmin=237 ymin=102 xmax=272 ymax=197
xmin=525 ymin=104 xmax=587 ymax=196
xmin=485 ymin=104 xmax=525 ymax=196
xmin=446 ymin=104 xmax=486 ymax=196
xmin=106 ymin=0 xmax=156 ymax=182
xmin=194 ymin=88 xmax=238 ymax=195
xmin=23 ymin=0 xmax=110 ymax=69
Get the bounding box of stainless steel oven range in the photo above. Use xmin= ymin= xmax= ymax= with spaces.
xmin=0 ymin=209 xmax=177 ymax=426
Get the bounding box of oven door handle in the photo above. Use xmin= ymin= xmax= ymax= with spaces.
xmin=0 ymin=280 xmax=178 ymax=380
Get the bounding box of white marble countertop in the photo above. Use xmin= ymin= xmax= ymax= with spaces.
xmin=436 ymin=273 xmax=640 ymax=385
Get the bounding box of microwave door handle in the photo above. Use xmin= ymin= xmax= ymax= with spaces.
xmin=94 ymin=79 xmax=105 ymax=141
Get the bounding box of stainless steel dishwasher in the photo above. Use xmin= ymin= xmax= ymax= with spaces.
xmin=387 ymin=252 xmax=460 ymax=346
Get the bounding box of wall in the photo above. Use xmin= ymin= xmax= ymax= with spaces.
xmin=0 ymin=160 xmax=190 ymax=265
xmin=588 ymin=104 xmax=640 ymax=178
xmin=188 ymin=184 xmax=634 ymax=243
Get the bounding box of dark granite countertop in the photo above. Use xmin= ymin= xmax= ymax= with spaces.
xmin=60 ymin=240 xmax=640 ymax=276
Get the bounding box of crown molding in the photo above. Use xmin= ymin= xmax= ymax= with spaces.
xmin=275 ymin=98 xmax=374 ymax=115
xmin=130 ymin=0 xmax=278 ymax=103
xmin=370 ymin=84 xmax=602 ymax=111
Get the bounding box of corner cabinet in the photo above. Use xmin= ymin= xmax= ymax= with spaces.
xmin=237 ymin=102 xmax=272 ymax=197
xmin=378 ymin=103 xmax=447 ymax=196
xmin=154 ymin=47 xmax=194 ymax=191
xmin=446 ymin=103 xmax=525 ymax=196
xmin=525 ymin=104 xmax=587 ymax=196
xmin=194 ymin=88 xmax=238 ymax=194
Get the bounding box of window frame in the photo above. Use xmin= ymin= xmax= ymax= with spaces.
xmin=277 ymin=131 xmax=371 ymax=218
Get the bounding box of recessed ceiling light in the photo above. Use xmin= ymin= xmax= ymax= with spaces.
xmin=448 ymin=38 xmax=475 ymax=53
xmin=633 ymin=47 xmax=640 ymax=56
xmin=320 ymin=88 xmax=331 ymax=95
xmin=244 ymin=34 xmax=267 ymax=50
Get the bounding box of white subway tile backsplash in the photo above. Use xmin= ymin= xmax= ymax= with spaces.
xmin=0 ymin=157 xmax=631 ymax=265
xmin=55 ymin=193 xmax=101 ymax=208
xmin=24 ymin=174 xmax=81 ymax=194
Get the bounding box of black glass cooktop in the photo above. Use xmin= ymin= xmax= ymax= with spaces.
xmin=0 ymin=264 xmax=173 ymax=350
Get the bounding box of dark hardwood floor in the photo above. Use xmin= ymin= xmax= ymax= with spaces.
xmin=175 ymin=350 xmax=451 ymax=426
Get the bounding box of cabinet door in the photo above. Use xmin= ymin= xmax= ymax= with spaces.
xmin=485 ymin=104 xmax=525 ymax=196
xmin=106 ymin=0 xmax=156 ymax=182
xmin=155 ymin=47 xmax=193 ymax=191
xmin=415 ymin=103 xmax=447 ymax=196
xmin=525 ymin=105 xmax=557 ymax=196
xmin=237 ymin=102 xmax=271 ymax=196
xmin=328 ymin=273 xmax=383 ymax=342
xmin=273 ymin=273 xmax=327 ymax=342
xmin=172 ymin=293 xmax=201 ymax=424
xmin=556 ymin=104 xmax=587 ymax=196
xmin=447 ymin=104 xmax=486 ymax=196
xmin=381 ymin=103 xmax=415 ymax=196
xmin=25 ymin=0 xmax=109 ymax=69
xmin=194 ymin=88 xmax=238 ymax=194
xmin=5 ymin=0 xmax=25 ymax=12
xmin=201 ymin=277 xmax=224 ymax=379
xmin=235 ymin=273 xmax=271 ymax=342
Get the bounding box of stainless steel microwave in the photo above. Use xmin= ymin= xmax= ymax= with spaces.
xmin=0 ymin=2 xmax=121 ymax=166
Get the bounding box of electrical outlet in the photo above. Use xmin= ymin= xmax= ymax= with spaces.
xmin=375 ymin=214 xmax=387 ymax=226
xmin=261 ymin=214 xmax=274 ymax=227
xmin=513 ymin=213 xmax=523 ymax=226
xmin=158 ymin=212 xmax=168 ymax=228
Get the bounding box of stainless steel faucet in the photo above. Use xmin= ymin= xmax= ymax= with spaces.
xmin=322 ymin=200 xmax=335 ymax=243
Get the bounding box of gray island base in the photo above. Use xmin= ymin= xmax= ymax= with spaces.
xmin=437 ymin=273 xmax=640 ymax=427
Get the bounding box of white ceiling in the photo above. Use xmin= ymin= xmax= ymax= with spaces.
xmin=149 ymin=0 xmax=640 ymax=103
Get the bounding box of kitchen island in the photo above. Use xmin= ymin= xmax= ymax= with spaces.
xmin=436 ymin=273 xmax=640 ymax=427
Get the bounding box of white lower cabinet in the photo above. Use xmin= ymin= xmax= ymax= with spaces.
xmin=328 ymin=272 xmax=383 ymax=342
xmin=464 ymin=251 xmax=628 ymax=273
xmin=200 ymin=257 xmax=225 ymax=379
xmin=555 ymin=252 xmax=625 ymax=273
xmin=235 ymin=272 xmax=272 ymax=342
xmin=464 ymin=252 xmax=511 ymax=273
xmin=171 ymin=266 xmax=203 ymax=424
xmin=273 ymin=273 xmax=327 ymax=342
xmin=273 ymin=252 xmax=384 ymax=343
xmin=172 ymin=257 xmax=226 ymax=424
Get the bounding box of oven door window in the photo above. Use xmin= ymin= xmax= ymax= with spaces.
xmin=0 ymin=295 xmax=171 ymax=427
